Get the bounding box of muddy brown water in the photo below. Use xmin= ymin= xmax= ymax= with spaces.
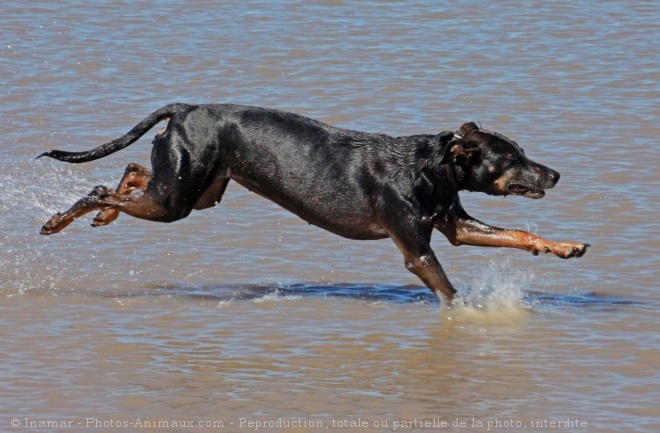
xmin=2 ymin=1 xmax=659 ymax=432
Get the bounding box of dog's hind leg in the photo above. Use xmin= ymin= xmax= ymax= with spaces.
xmin=91 ymin=163 xmax=153 ymax=227
xmin=40 ymin=182 xmax=198 ymax=235
xmin=41 ymin=118 xmax=227 ymax=235
xmin=41 ymin=185 xmax=130 ymax=235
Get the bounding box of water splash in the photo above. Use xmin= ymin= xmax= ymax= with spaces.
xmin=253 ymin=289 xmax=302 ymax=303
xmin=448 ymin=256 xmax=533 ymax=324
xmin=0 ymin=156 xmax=102 ymax=296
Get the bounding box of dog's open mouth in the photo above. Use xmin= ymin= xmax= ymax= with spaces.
xmin=507 ymin=184 xmax=545 ymax=199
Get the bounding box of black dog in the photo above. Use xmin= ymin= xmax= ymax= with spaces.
xmin=39 ymin=104 xmax=589 ymax=303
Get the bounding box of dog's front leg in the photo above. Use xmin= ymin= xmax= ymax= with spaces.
xmin=435 ymin=203 xmax=589 ymax=259
xmin=401 ymin=248 xmax=457 ymax=303
xmin=383 ymin=224 xmax=457 ymax=303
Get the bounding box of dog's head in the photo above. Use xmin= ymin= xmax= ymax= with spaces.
xmin=440 ymin=122 xmax=560 ymax=199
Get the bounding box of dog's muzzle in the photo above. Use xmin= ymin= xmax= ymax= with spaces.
xmin=507 ymin=168 xmax=560 ymax=199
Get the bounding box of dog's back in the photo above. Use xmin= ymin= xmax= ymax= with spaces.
xmin=201 ymin=105 xmax=395 ymax=239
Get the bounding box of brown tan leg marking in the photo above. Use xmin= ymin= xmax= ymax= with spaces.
xmin=91 ymin=163 xmax=152 ymax=227
xmin=41 ymin=183 xmax=180 ymax=235
xmin=436 ymin=210 xmax=589 ymax=259
xmin=41 ymin=186 xmax=125 ymax=235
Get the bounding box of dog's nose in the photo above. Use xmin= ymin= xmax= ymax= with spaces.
xmin=549 ymin=169 xmax=560 ymax=185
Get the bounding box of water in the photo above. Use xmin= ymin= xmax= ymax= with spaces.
xmin=2 ymin=0 xmax=659 ymax=431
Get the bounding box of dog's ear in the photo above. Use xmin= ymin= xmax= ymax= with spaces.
xmin=437 ymin=131 xmax=455 ymax=165
xmin=439 ymin=123 xmax=480 ymax=164
xmin=454 ymin=122 xmax=479 ymax=140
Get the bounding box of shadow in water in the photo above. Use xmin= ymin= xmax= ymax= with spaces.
xmin=110 ymin=283 xmax=439 ymax=304
xmin=524 ymin=290 xmax=642 ymax=312
xmin=107 ymin=283 xmax=641 ymax=311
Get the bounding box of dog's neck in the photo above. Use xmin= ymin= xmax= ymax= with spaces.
xmin=442 ymin=162 xmax=463 ymax=192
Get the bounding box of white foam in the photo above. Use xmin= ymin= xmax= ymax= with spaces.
xmin=252 ymin=290 xmax=302 ymax=303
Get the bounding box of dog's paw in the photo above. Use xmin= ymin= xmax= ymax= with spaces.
xmin=91 ymin=209 xmax=119 ymax=227
xmin=40 ymin=212 xmax=70 ymax=235
xmin=550 ymin=242 xmax=590 ymax=259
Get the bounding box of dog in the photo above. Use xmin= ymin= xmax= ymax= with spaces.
xmin=39 ymin=104 xmax=589 ymax=303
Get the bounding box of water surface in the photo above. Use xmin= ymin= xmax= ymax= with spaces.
xmin=2 ymin=1 xmax=659 ymax=432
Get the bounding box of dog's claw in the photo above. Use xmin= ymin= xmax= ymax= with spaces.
xmin=575 ymin=243 xmax=590 ymax=258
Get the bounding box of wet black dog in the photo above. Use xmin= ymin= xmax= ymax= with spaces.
xmin=39 ymin=104 xmax=589 ymax=303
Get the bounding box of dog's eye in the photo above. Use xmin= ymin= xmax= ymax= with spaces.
xmin=506 ymin=153 xmax=519 ymax=161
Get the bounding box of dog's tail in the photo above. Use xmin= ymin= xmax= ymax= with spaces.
xmin=37 ymin=103 xmax=192 ymax=163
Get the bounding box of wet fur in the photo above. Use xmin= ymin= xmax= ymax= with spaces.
xmin=39 ymin=104 xmax=589 ymax=304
